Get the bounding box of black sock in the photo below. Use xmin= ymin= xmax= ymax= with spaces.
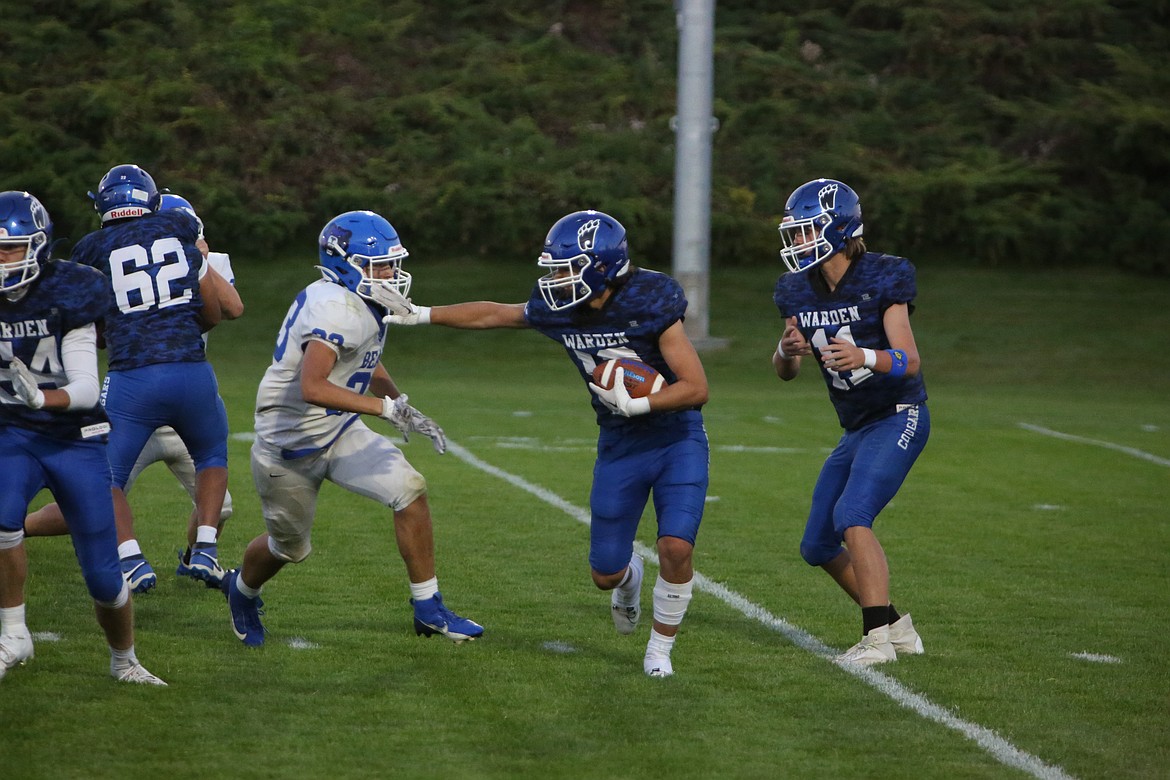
xmin=862 ymin=606 xmax=889 ymax=634
xmin=888 ymin=604 xmax=901 ymax=624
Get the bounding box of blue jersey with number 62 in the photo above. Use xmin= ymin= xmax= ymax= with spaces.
xmin=70 ymin=210 xmax=207 ymax=370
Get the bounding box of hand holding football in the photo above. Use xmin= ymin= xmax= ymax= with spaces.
xmin=591 ymin=358 xmax=664 ymax=399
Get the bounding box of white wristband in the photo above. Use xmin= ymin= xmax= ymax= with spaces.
xmin=776 ymin=338 xmax=789 ymax=360
xmin=417 ymin=306 xmax=432 ymax=325
xmin=627 ymin=396 xmax=652 ymax=416
xmin=861 ymin=348 xmax=877 ymax=369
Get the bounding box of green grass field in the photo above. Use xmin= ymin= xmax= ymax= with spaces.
xmin=3 ymin=255 xmax=1168 ymax=779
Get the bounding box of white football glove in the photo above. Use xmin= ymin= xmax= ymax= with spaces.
xmin=379 ymin=292 xmax=431 ymax=326
xmin=380 ymin=394 xmax=447 ymax=454
xmin=362 ymin=285 xmax=415 ymax=317
xmin=588 ymin=367 xmax=651 ymax=417
xmin=9 ymin=357 xmax=45 ymax=409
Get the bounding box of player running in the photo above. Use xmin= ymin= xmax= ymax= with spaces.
xmin=221 ymin=210 xmax=482 ymax=648
xmin=771 ymin=178 xmax=930 ymax=666
xmin=383 ymin=210 xmax=710 ymax=677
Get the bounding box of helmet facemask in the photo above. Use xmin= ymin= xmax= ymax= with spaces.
xmin=779 ymin=213 xmax=836 ymax=273
xmin=352 ymin=243 xmax=412 ymax=302
xmin=537 ymin=252 xmax=595 ymax=311
xmin=0 ymin=233 xmax=46 ymax=301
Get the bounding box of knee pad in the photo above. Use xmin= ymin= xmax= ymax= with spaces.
xmin=652 ymin=575 xmax=693 ymax=627
xmin=0 ymin=528 xmax=24 ymax=550
xmin=94 ymin=579 xmax=129 ymax=609
xmin=268 ymin=535 xmax=311 ymax=564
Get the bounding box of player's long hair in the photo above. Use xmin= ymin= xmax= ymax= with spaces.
xmin=845 ymin=237 xmax=867 ymax=261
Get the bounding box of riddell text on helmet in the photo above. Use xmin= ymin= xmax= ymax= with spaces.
xmin=106 ymin=207 xmax=150 ymax=220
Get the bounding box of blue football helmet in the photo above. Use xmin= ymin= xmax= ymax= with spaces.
xmin=537 ymin=210 xmax=630 ymax=311
xmin=90 ymin=164 xmax=161 ymax=223
xmin=317 ymin=211 xmax=411 ymax=302
xmin=778 ymin=178 xmax=864 ymax=273
xmin=0 ymin=190 xmax=52 ymax=299
xmin=160 ymin=193 xmax=204 ymax=239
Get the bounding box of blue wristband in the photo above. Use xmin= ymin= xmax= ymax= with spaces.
xmin=885 ymin=349 xmax=908 ymax=377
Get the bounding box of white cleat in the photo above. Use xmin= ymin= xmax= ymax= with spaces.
xmin=888 ymin=613 xmax=924 ymax=655
xmin=0 ymin=633 xmax=34 ymax=682
xmin=611 ymin=554 xmax=644 ymax=636
xmin=644 ymin=653 xmax=673 ymax=678
xmin=112 ymin=662 xmax=168 ymax=686
xmin=835 ymin=627 xmax=897 ymax=666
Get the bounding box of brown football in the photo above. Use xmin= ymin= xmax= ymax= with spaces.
xmin=591 ymin=358 xmax=665 ymax=399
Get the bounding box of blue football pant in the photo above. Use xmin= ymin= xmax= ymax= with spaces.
xmin=589 ymin=421 xmax=709 ymax=575
xmin=0 ymin=427 xmax=124 ymax=603
xmin=104 ymin=361 xmax=229 ymax=489
xmin=800 ymin=404 xmax=931 ymax=567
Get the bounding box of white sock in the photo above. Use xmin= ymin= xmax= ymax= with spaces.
xmin=117 ymin=540 xmax=142 ymax=559
xmin=195 ymin=525 xmax=217 ymax=545
xmin=0 ymin=604 xmax=28 ymax=637
xmin=235 ymin=571 xmax=262 ymax=599
xmin=410 ymin=577 xmax=439 ymax=602
xmin=646 ymin=628 xmax=676 ymax=658
xmin=110 ymin=645 xmax=137 ymax=669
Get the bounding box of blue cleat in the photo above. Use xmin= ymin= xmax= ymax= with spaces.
xmin=411 ymin=592 xmax=484 ymax=643
xmin=222 ymin=569 xmax=266 ymax=647
xmin=121 ymin=554 xmax=157 ymax=594
xmin=177 ymin=543 xmax=225 ymax=588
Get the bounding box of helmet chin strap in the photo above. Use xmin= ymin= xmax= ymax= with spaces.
xmin=3 ymin=285 xmax=31 ymax=303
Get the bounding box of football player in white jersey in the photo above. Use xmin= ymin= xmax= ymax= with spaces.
xmin=22 ymin=193 xmax=242 ymax=588
xmin=222 ymin=210 xmax=482 ymax=647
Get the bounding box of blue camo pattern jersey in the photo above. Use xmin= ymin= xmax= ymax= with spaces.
xmin=70 ymin=210 xmax=208 ymax=370
xmin=524 ymin=267 xmax=693 ymax=430
xmin=0 ymin=260 xmax=111 ymax=441
xmin=773 ymin=252 xmax=928 ymax=430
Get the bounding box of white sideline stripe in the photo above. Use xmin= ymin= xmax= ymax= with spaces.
xmin=447 ymin=440 xmax=1076 ymax=780
xmin=1019 ymin=423 xmax=1170 ymax=467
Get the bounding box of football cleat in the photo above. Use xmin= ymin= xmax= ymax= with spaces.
xmin=121 ymin=554 xmax=157 ymax=594
xmin=0 ymin=632 xmax=35 ymax=682
xmin=176 ymin=543 xmax=225 ymax=587
xmin=223 ymin=569 xmax=266 ymax=647
xmin=112 ymin=661 xmax=168 ymax=686
xmin=835 ymin=627 xmax=897 ymax=666
xmin=644 ymin=653 xmax=673 ymax=678
xmin=611 ymin=554 xmax=644 ymax=635
xmin=888 ymin=613 xmax=925 ymax=655
xmin=411 ymin=593 xmax=484 ymax=643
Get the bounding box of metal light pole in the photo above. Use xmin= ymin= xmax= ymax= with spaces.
xmin=671 ymin=0 xmax=726 ymax=350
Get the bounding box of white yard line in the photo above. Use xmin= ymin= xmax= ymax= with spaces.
xmin=1019 ymin=423 xmax=1170 ymax=467
xmin=447 ymin=440 xmax=1076 ymax=780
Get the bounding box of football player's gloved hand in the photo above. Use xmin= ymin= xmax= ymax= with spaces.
xmin=363 ymin=285 xmax=415 ymax=318
xmin=9 ymin=357 xmax=45 ymax=410
xmin=379 ymin=292 xmax=431 ymax=326
xmin=381 ymin=394 xmax=447 ymax=454
xmin=589 ymin=367 xmax=651 ymax=418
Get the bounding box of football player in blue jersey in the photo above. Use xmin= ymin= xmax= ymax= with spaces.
xmin=0 ymin=191 xmax=165 ymax=685
xmin=771 ymin=179 xmax=930 ymax=666
xmin=23 ymin=192 xmax=243 ymax=581
xmin=383 ymin=210 xmax=710 ymax=677
xmin=220 ymin=210 xmax=482 ymax=648
xmin=70 ymin=165 xmax=237 ymax=594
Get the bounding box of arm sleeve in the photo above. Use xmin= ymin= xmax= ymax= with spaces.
xmin=60 ymin=323 xmax=101 ymax=410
